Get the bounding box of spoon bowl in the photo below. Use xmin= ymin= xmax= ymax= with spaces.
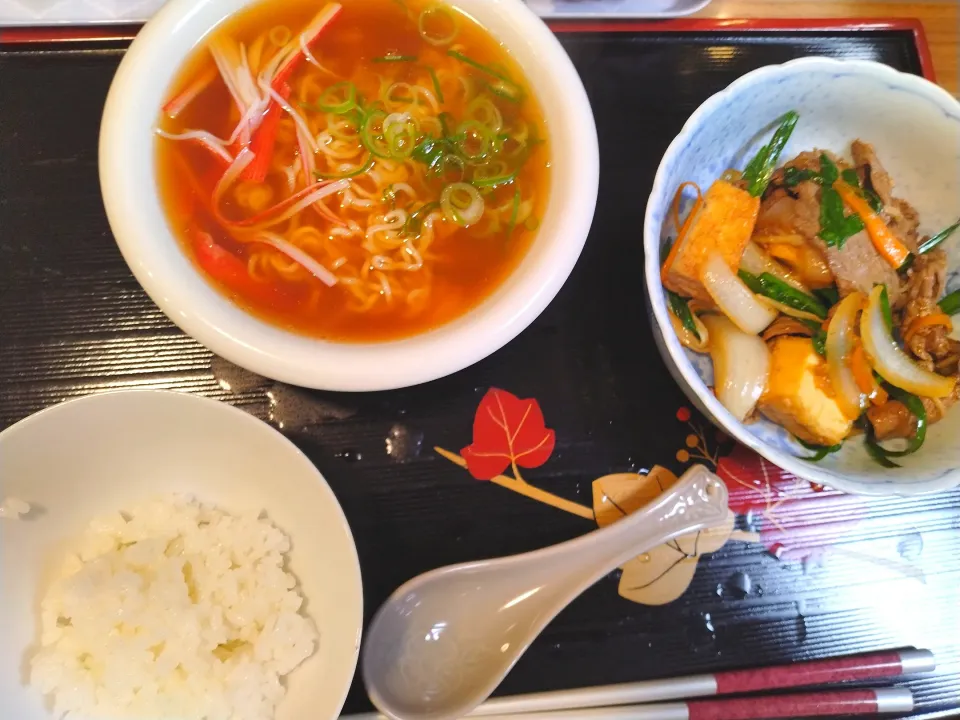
xmin=362 ymin=465 xmax=729 ymax=720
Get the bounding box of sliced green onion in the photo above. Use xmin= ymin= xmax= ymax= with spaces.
xmin=879 ymin=285 xmax=894 ymax=332
xmin=738 ymin=269 xmax=828 ymax=319
xmin=361 ymin=110 xmax=392 ymax=158
xmin=741 ymin=110 xmax=799 ymax=197
xmin=814 ymin=286 xmax=840 ymax=307
xmin=783 ymin=167 xmax=816 ymax=187
xmin=438 ymin=153 xmax=465 ymax=182
xmin=316 ymin=82 xmax=358 ymax=114
xmin=667 ymin=290 xmax=701 ymax=341
xmin=797 ymin=438 xmax=842 ymax=462
xmin=447 ymin=50 xmax=512 ymax=82
xmin=940 ymin=289 xmax=960 ymax=316
xmin=812 ymin=327 xmax=827 ymax=357
xmin=465 ymin=96 xmax=503 ymax=132
xmin=456 ymin=119 xmax=492 ymax=161
xmin=472 ymin=163 xmax=517 ymax=188
xmin=373 ymin=54 xmax=418 ymax=63
xmin=314 ymin=155 xmax=374 ymax=180
xmin=406 ymin=201 xmax=441 ymax=235
xmin=441 ymin=182 xmax=484 ymax=227
xmin=918 ymin=217 xmax=960 ymax=254
xmin=487 ymin=79 xmax=524 ymax=103
xmin=418 ymin=3 xmax=459 ymax=46
xmin=426 ymin=65 xmax=445 ymax=104
xmin=875 ymin=386 xmax=927 ymax=458
xmin=383 ymin=112 xmax=418 ymax=159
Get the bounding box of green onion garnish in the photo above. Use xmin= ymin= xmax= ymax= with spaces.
xmin=939 ymin=289 xmax=960 ymax=316
xmin=447 ymin=50 xmax=512 ymax=82
xmin=666 ymin=290 xmax=701 ymax=341
xmin=426 ymin=65 xmax=445 ymax=104
xmin=741 ymin=111 xmax=799 ymax=197
xmin=918 ymin=217 xmax=960 ymax=255
xmin=315 ymin=81 xmax=358 ymax=114
xmin=737 ymin=269 xmax=828 ymax=319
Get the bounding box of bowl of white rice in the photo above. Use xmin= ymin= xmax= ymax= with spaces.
xmin=0 ymin=390 xmax=362 ymax=720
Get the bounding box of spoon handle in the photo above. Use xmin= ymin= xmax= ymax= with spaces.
xmin=558 ymin=464 xmax=729 ymax=588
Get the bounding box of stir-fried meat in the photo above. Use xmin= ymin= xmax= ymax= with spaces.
xmin=851 ymin=140 xmax=894 ymax=206
xmin=758 ymin=147 xmax=909 ymax=305
xmin=851 ymin=140 xmax=920 ymax=254
xmin=762 ymin=315 xmax=815 ymax=342
xmin=900 ymin=250 xmax=954 ymax=367
xmin=867 ymin=383 xmax=960 ymax=440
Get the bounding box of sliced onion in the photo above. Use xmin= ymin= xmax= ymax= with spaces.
xmin=861 ymin=285 xmax=957 ymax=398
xmin=826 ymin=291 xmax=867 ymax=419
xmin=669 ymin=310 xmax=710 ymax=353
xmin=701 ymin=251 xmax=777 ymax=334
xmin=701 ymin=314 xmax=770 ymax=422
xmin=740 ymin=241 xmax=810 ymax=293
xmin=441 ymin=182 xmax=484 ymax=227
xmin=418 ymin=4 xmax=459 ymax=46
xmin=255 ymin=232 xmax=337 ymax=287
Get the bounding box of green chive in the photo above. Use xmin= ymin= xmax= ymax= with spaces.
xmin=426 ymin=65 xmax=445 ymax=104
xmin=667 ymin=290 xmax=701 ymax=341
xmin=939 ymin=289 xmax=960 ymax=316
xmin=918 ymin=217 xmax=960 ymax=255
xmin=447 ymin=50 xmax=512 ymax=82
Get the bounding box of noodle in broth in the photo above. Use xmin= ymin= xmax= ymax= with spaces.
xmin=156 ymin=0 xmax=550 ymax=342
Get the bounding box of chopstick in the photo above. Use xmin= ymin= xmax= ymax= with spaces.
xmin=453 ymin=687 xmax=914 ymax=719
xmin=472 ymin=648 xmax=934 ymax=715
xmin=344 ymin=648 xmax=933 ymax=720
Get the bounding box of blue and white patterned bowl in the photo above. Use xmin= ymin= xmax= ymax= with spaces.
xmin=644 ymin=58 xmax=960 ymax=496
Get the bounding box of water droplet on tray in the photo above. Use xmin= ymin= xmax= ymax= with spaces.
xmin=211 ymin=356 xmax=266 ymax=393
xmin=385 ymin=423 xmax=423 ymax=462
xmin=267 ymin=384 xmax=356 ymax=430
xmin=336 ymin=449 xmax=363 ymax=462
xmin=897 ymin=532 xmax=923 ymax=560
xmin=726 ymin=571 xmax=752 ymax=599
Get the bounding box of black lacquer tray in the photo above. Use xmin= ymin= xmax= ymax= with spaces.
xmin=1 ymin=19 xmax=957 ymax=718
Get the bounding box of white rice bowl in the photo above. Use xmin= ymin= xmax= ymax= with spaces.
xmin=0 ymin=390 xmax=362 ymax=720
xmin=30 ymin=496 xmax=317 ymax=720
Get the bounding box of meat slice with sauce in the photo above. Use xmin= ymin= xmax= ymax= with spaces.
xmin=756 ymin=152 xmax=905 ymax=305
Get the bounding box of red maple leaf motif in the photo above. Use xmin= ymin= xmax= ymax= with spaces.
xmin=461 ymin=388 xmax=556 ymax=480
xmin=716 ymin=445 xmax=866 ymax=562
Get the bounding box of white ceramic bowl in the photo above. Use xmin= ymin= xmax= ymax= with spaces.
xmin=99 ymin=0 xmax=599 ymax=392
xmin=0 ymin=390 xmax=362 ymax=720
xmin=644 ymin=58 xmax=960 ymax=496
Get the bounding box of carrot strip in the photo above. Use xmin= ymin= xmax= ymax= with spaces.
xmin=904 ymin=312 xmax=954 ymax=343
xmin=660 ymin=182 xmax=704 ymax=285
xmin=241 ymin=84 xmax=290 ymax=182
xmin=850 ymin=344 xmax=876 ymax=395
xmin=850 ymin=343 xmax=888 ymax=406
xmin=834 ymin=180 xmax=910 ymax=268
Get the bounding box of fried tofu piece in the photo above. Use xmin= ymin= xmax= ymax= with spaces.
xmin=662 ymin=180 xmax=760 ymax=303
xmin=758 ymin=337 xmax=853 ymax=447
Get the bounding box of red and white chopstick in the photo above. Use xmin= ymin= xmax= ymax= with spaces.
xmin=470 ymin=648 xmax=933 ymax=716
xmin=473 ymin=688 xmax=913 ymax=720
xmin=345 ymin=649 xmax=933 ymax=720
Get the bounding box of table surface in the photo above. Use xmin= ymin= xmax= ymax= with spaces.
xmin=695 ymin=0 xmax=959 ymax=94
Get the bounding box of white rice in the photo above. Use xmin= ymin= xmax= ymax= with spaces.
xmin=0 ymin=496 xmax=31 ymax=519
xmin=29 ymin=495 xmax=318 ymax=720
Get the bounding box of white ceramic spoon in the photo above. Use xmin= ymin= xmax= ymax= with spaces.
xmin=362 ymin=464 xmax=729 ymax=720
